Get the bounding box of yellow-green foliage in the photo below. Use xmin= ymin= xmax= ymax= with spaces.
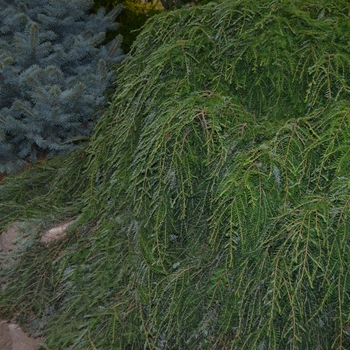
xmin=1 ymin=0 xmax=350 ymax=348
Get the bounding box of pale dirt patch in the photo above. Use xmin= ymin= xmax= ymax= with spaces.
xmin=40 ymin=219 xmax=76 ymax=244
xmin=0 ymin=321 xmax=44 ymax=350
xmin=0 ymin=223 xmax=19 ymax=253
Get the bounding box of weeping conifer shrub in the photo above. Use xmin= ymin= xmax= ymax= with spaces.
xmin=1 ymin=0 xmax=350 ymax=348
xmin=0 ymin=0 xmax=124 ymax=174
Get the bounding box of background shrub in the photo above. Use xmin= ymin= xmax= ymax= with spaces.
xmin=91 ymin=0 xmax=218 ymax=53
xmin=0 ymin=0 xmax=124 ymax=174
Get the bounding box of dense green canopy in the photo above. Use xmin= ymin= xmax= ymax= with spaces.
xmin=1 ymin=0 xmax=350 ymax=348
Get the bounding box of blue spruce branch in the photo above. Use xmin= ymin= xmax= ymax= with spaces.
xmin=0 ymin=0 xmax=125 ymax=174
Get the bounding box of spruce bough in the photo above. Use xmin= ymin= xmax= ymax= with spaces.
xmin=0 ymin=0 xmax=124 ymax=174
xmin=1 ymin=0 xmax=350 ymax=348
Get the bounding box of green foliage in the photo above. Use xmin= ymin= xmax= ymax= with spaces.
xmin=1 ymin=0 xmax=350 ymax=348
xmin=159 ymin=0 xmax=215 ymax=10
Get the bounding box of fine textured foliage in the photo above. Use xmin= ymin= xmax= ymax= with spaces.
xmin=1 ymin=0 xmax=350 ymax=349
xmin=0 ymin=0 xmax=124 ymax=174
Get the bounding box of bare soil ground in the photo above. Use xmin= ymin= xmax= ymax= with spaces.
xmin=0 ymin=320 xmax=44 ymax=350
